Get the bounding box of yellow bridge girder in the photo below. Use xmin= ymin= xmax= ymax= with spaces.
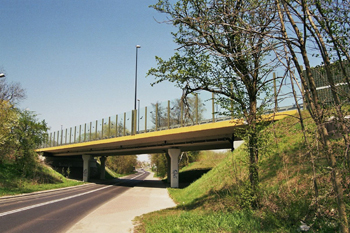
xmin=36 ymin=110 xmax=297 ymax=157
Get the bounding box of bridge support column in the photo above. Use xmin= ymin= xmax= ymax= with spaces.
xmin=168 ymin=148 xmax=181 ymax=188
xmin=82 ymin=154 xmax=92 ymax=182
xmin=166 ymin=153 xmax=171 ymax=184
xmin=100 ymin=156 xmax=107 ymax=180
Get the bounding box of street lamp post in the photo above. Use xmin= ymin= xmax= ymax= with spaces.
xmin=0 ymin=73 xmax=5 ymax=104
xmin=133 ymin=45 xmax=141 ymax=135
xmin=134 ymin=45 xmax=141 ymax=110
xmin=137 ymin=99 xmax=140 ymax=133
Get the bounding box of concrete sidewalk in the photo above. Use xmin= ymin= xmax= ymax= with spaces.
xmin=66 ymin=173 xmax=176 ymax=233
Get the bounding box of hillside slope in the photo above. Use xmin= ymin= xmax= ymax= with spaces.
xmin=0 ymin=161 xmax=83 ymax=196
xmin=135 ymin=112 xmax=349 ymax=232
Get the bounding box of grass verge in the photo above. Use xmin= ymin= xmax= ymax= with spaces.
xmin=135 ymin=111 xmax=350 ymax=232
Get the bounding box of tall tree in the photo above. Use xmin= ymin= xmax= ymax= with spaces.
xmin=0 ymin=78 xmax=25 ymax=104
xmin=106 ymin=155 xmax=137 ymax=174
xmin=273 ymin=0 xmax=350 ymax=231
xmin=0 ymin=101 xmax=18 ymax=164
xmin=149 ymin=153 xmax=168 ymax=177
xmin=12 ymin=110 xmax=48 ymax=177
xmin=0 ymin=77 xmax=26 ymax=164
xmin=149 ymin=0 xmax=277 ymax=207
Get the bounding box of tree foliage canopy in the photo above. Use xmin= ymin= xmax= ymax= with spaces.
xmin=149 ymin=0 xmax=279 ymax=209
xmin=0 ymin=78 xmax=48 ymax=177
xmin=149 ymin=0 xmax=350 ymax=228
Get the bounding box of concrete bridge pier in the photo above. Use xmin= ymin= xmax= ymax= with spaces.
xmin=168 ymin=148 xmax=181 ymax=188
xmin=166 ymin=153 xmax=171 ymax=184
xmin=100 ymin=156 xmax=107 ymax=180
xmin=82 ymin=154 xmax=92 ymax=182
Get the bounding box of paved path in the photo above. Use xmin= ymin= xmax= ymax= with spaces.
xmin=66 ymin=172 xmax=176 ymax=233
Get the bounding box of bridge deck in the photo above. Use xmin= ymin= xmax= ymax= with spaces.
xmin=36 ymin=110 xmax=297 ymax=157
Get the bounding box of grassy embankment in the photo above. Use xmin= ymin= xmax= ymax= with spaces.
xmin=0 ymin=162 xmax=83 ymax=197
xmin=0 ymin=159 xmax=125 ymax=197
xmin=135 ymin=112 xmax=350 ymax=232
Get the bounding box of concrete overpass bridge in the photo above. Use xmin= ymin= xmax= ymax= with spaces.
xmin=36 ymin=93 xmax=300 ymax=188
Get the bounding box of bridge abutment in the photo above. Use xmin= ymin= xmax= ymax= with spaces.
xmin=168 ymin=148 xmax=181 ymax=188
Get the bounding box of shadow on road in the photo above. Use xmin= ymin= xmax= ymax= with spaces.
xmin=89 ymin=171 xmax=170 ymax=189
xmin=89 ymin=168 xmax=211 ymax=189
xmin=89 ymin=178 xmax=169 ymax=189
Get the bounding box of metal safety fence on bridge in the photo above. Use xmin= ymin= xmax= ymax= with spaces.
xmin=41 ymin=90 xmax=303 ymax=149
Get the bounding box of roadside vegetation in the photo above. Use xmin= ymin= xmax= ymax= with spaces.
xmin=146 ymin=0 xmax=350 ymax=232
xmin=105 ymin=155 xmax=137 ymax=175
xmin=0 ymin=76 xmax=135 ymax=197
xmin=0 ymin=77 xmax=86 ymax=197
xmin=135 ymin=111 xmax=350 ymax=232
xmin=0 ymin=162 xmax=82 ymax=196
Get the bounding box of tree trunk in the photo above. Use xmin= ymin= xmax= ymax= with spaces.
xmin=318 ymin=124 xmax=349 ymax=233
xmin=248 ymin=99 xmax=259 ymax=208
xmin=277 ymin=1 xmax=349 ymax=231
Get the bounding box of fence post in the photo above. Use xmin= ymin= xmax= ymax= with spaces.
xmin=65 ymin=129 xmax=67 ymax=145
xmin=181 ymin=99 xmax=184 ymax=127
xmin=95 ymin=120 xmax=98 ymax=140
xmin=95 ymin=120 xmax=98 ymax=139
xmin=108 ymin=116 xmax=111 ymax=138
xmin=274 ymin=72 xmax=278 ymax=112
xmin=53 ymin=132 xmax=56 ymax=146
xmin=84 ymin=124 xmax=86 ymax=142
xmin=195 ymin=94 xmax=198 ymax=124
xmin=115 ymin=115 xmax=118 ymax=137
xmin=134 ymin=109 xmax=137 ymax=134
xmin=74 ymin=127 xmax=77 ymax=143
xmin=89 ymin=122 xmax=92 ymax=141
xmin=131 ymin=110 xmax=135 ymax=135
xmin=168 ymin=100 xmax=170 ymax=129
xmin=155 ymin=103 xmax=158 ymax=131
xmin=60 ymin=129 xmax=63 ymax=145
xmin=123 ymin=112 xmax=126 ymax=136
xmin=230 ymin=83 xmax=234 ymax=120
xmin=145 ymin=106 xmax=147 ymax=133
xmin=101 ymin=119 xmax=104 ymax=138
xmin=212 ymin=93 xmax=215 ymax=122
xmin=78 ymin=125 xmax=81 ymax=142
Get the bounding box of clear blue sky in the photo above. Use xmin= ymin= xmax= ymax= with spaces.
xmin=0 ymin=0 xmax=182 ymax=132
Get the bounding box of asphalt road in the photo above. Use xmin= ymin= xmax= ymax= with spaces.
xmin=0 ymin=171 xmax=149 ymax=233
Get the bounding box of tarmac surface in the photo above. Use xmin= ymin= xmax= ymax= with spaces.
xmin=66 ymin=172 xmax=176 ymax=233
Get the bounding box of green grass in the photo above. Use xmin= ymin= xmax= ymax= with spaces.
xmin=180 ymin=151 xmax=227 ymax=172
xmin=0 ymin=154 xmax=138 ymax=197
xmin=138 ymin=210 xmax=272 ymax=233
xmin=0 ymin=162 xmax=83 ymax=197
xmin=135 ymin=111 xmax=350 ymax=233
xmin=96 ymin=161 xmax=128 ymax=179
xmin=0 ymin=157 xmax=136 ymax=197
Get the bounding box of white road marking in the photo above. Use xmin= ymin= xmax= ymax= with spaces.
xmin=0 ymin=171 xmax=147 ymax=217
xmin=130 ymin=171 xmax=146 ymax=180
xmin=0 ymin=185 xmax=112 ymax=217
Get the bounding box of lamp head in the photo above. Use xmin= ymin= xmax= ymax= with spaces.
xmin=136 ymin=45 xmax=141 ymax=48
xmin=0 ymin=73 xmax=5 ymax=78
